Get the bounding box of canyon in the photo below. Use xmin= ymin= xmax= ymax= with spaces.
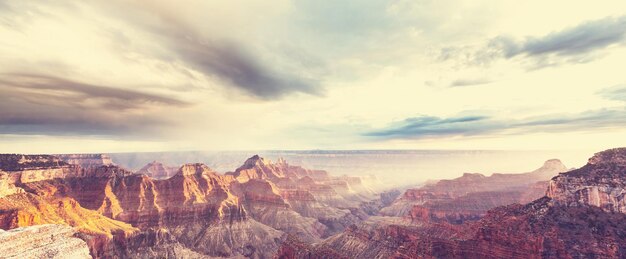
xmin=1 ymin=148 xmax=625 ymax=258
xmin=0 ymin=153 xmax=396 ymax=258
xmin=282 ymin=148 xmax=626 ymax=258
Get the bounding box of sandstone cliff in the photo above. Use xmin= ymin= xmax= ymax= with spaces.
xmin=547 ymin=148 xmax=626 ymax=213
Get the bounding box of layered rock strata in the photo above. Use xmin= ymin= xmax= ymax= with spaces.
xmin=0 ymin=224 xmax=91 ymax=259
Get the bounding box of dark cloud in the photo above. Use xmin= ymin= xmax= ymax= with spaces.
xmin=0 ymin=73 xmax=188 ymax=136
xmin=171 ymin=37 xmax=321 ymax=99
xmin=366 ymin=109 xmax=626 ymax=139
xmin=92 ymin=2 xmax=323 ymax=100
xmin=597 ymin=85 xmax=626 ymax=102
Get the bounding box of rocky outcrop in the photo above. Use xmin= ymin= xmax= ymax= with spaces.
xmin=0 ymin=171 xmax=24 ymax=197
xmin=0 ymin=224 xmax=91 ymax=259
xmin=136 ymin=161 xmax=178 ymax=179
xmin=547 ymin=148 xmax=626 ymax=213
xmin=228 ymin=155 xmax=287 ymax=182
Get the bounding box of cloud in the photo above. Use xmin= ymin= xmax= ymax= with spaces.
xmin=0 ymin=1 xmax=324 ymax=100
xmin=366 ymin=109 xmax=626 ymax=140
xmin=597 ymin=84 xmax=626 ymax=102
xmin=95 ymin=1 xmax=324 ymax=100
xmin=0 ymin=73 xmax=189 ymax=136
xmin=445 ymin=16 xmax=626 ymax=68
xmin=364 ymin=115 xmax=496 ymax=138
xmin=449 ymin=78 xmax=493 ymax=87
xmin=498 ymin=16 xmax=626 ymax=58
xmin=170 ymin=37 xmax=321 ymax=99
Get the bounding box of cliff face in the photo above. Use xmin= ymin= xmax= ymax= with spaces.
xmin=547 ymin=148 xmax=626 ymax=213
xmin=0 ymin=224 xmax=91 ymax=259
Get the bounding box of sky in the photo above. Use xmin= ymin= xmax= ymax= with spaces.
xmin=1 ymin=0 xmax=626 ymax=153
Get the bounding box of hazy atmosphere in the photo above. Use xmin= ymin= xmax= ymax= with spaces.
xmin=2 ymin=2 xmax=626 ymax=258
xmin=1 ymin=0 xmax=626 ymax=153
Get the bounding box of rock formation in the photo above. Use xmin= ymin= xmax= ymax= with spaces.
xmin=135 ymin=161 xmax=178 ymax=179
xmin=0 ymin=224 xmax=91 ymax=259
xmin=547 ymin=148 xmax=626 ymax=213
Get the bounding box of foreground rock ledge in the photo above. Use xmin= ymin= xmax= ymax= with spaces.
xmin=0 ymin=224 xmax=91 ymax=259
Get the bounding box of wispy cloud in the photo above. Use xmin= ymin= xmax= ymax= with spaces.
xmin=597 ymin=84 xmax=626 ymax=102
xmin=443 ymin=16 xmax=626 ymax=68
xmin=111 ymin=2 xmax=325 ymax=100
xmin=364 ymin=116 xmax=496 ymax=138
xmin=366 ymin=109 xmax=626 ymax=140
xmin=496 ymin=16 xmax=626 ymax=58
xmin=170 ymin=38 xmax=321 ymax=99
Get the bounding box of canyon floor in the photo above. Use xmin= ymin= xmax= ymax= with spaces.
xmin=0 ymin=148 xmax=625 ymax=258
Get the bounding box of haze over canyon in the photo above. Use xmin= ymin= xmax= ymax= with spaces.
xmin=1 ymin=0 xmax=626 ymax=258
xmin=0 ymin=148 xmax=625 ymax=258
